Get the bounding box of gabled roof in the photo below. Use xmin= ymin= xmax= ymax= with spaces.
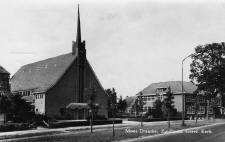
xmin=0 ymin=65 xmax=10 ymax=74
xmin=11 ymin=53 xmax=76 ymax=93
xmin=138 ymin=81 xmax=197 ymax=95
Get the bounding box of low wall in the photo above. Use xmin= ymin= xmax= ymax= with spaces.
xmin=128 ymin=117 xmax=189 ymax=122
xmin=49 ymin=120 xmax=123 ymax=128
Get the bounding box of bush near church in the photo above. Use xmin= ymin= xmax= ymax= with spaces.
xmin=0 ymin=94 xmax=35 ymax=123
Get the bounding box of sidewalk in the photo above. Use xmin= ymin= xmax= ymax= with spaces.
xmin=0 ymin=120 xmax=221 ymax=140
xmin=0 ymin=121 xmax=135 ymax=140
xmin=119 ymin=121 xmax=225 ymax=142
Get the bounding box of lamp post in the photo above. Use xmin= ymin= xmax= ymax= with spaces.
xmin=182 ymin=54 xmax=193 ymax=126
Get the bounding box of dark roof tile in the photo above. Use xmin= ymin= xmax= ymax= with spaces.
xmin=139 ymin=81 xmax=197 ymax=95
xmin=11 ymin=53 xmax=76 ymax=92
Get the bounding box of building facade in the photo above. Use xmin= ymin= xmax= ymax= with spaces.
xmin=132 ymin=81 xmax=217 ymax=119
xmin=0 ymin=65 xmax=10 ymax=123
xmin=10 ymin=7 xmax=108 ymax=120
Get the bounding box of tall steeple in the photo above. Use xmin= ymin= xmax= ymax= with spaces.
xmin=72 ymin=5 xmax=86 ymax=103
xmin=76 ymin=4 xmax=81 ymax=44
xmin=72 ymin=4 xmax=85 ymax=55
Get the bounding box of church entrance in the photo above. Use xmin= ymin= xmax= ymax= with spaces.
xmin=66 ymin=103 xmax=89 ymax=120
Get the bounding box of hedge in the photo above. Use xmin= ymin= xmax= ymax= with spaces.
xmin=0 ymin=123 xmax=31 ymax=132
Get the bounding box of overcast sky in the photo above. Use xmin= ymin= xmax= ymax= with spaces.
xmin=0 ymin=0 xmax=225 ymax=98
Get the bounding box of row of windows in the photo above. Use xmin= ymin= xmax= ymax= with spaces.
xmin=141 ymin=96 xmax=155 ymax=102
xmin=156 ymin=88 xmax=167 ymax=93
xmin=18 ymin=91 xmax=31 ymax=96
xmin=142 ymin=106 xmax=154 ymax=112
xmin=186 ymin=106 xmax=195 ymax=114
xmin=186 ymin=96 xmax=206 ymax=103
xmin=36 ymin=94 xmax=44 ymax=99
xmin=186 ymin=96 xmax=219 ymax=104
xmin=198 ymin=106 xmax=205 ymax=114
xmin=186 ymin=105 xmax=213 ymax=114
xmin=140 ymin=95 xmax=166 ymax=103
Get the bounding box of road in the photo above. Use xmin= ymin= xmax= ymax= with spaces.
xmin=125 ymin=122 xmax=225 ymax=142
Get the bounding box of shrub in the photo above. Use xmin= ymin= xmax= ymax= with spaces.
xmin=0 ymin=123 xmax=30 ymax=132
xmin=86 ymin=115 xmax=107 ymax=120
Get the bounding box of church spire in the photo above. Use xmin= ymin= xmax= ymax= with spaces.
xmin=76 ymin=4 xmax=81 ymax=44
xmin=72 ymin=5 xmax=86 ymax=103
xmin=72 ymin=4 xmax=85 ymax=55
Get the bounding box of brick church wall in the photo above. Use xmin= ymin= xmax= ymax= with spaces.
xmin=46 ymin=59 xmax=78 ymax=118
xmin=45 ymin=58 xmax=108 ymax=118
xmin=85 ymin=62 xmax=108 ymax=118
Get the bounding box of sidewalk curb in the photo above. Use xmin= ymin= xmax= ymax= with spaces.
xmin=0 ymin=120 xmax=170 ymax=140
xmin=0 ymin=120 xmax=223 ymax=141
xmin=0 ymin=123 xmax=128 ymax=140
xmin=118 ymin=121 xmax=225 ymax=142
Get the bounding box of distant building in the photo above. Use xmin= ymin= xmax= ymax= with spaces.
xmin=0 ymin=65 xmax=10 ymax=123
xmin=124 ymin=96 xmax=136 ymax=114
xmin=10 ymin=7 xmax=108 ymax=120
xmin=0 ymin=65 xmax=10 ymax=95
xmin=132 ymin=81 xmax=217 ymax=119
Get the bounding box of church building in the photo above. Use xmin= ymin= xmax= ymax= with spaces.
xmin=10 ymin=6 xmax=108 ymax=119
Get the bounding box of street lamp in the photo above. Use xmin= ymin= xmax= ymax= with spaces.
xmin=182 ymin=54 xmax=194 ymax=126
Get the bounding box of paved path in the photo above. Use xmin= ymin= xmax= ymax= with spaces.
xmin=121 ymin=121 xmax=225 ymax=142
xmin=0 ymin=120 xmax=185 ymax=140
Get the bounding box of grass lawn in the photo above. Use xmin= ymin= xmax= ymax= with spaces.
xmin=14 ymin=119 xmax=225 ymax=142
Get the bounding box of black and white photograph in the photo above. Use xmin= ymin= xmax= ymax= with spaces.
xmin=0 ymin=0 xmax=225 ymax=141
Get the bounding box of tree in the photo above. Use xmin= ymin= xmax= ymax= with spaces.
xmin=133 ymin=92 xmax=145 ymax=127
xmin=105 ymin=88 xmax=118 ymax=136
xmin=194 ymin=93 xmax=200 ymax=125
xmin=117 ymin=96 xmax=127 ymax=113
xmin=9 ymin=94 xmax=34 ymax=122
xmin=162 ymin=87 xmax=176 ymax=129
xmin=105 ymin=88 xmax=117 ymax=117
xmin=0 ymin=94 xmax=11 ymax=123
xmin=85 ymin=87 xmax=98 ymax=133
xmin=151 ymin=98 xmax=163 ymax=118
xmin=0 ymin=93 xmax=34 ymax=123
xmin=190 ymin=42 xmax=225 ymax=117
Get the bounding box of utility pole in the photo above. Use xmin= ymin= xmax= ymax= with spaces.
xmin=182 ymin=54 xmax=193 ymax=126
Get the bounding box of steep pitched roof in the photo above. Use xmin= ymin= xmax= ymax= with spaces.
xmin=0 ymin=65 xmax=10 ymax=74
xmin=11 ymin=53 xmax=76 ymax=92
xmin=139 ymin=81 xmax=197 ymax=95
